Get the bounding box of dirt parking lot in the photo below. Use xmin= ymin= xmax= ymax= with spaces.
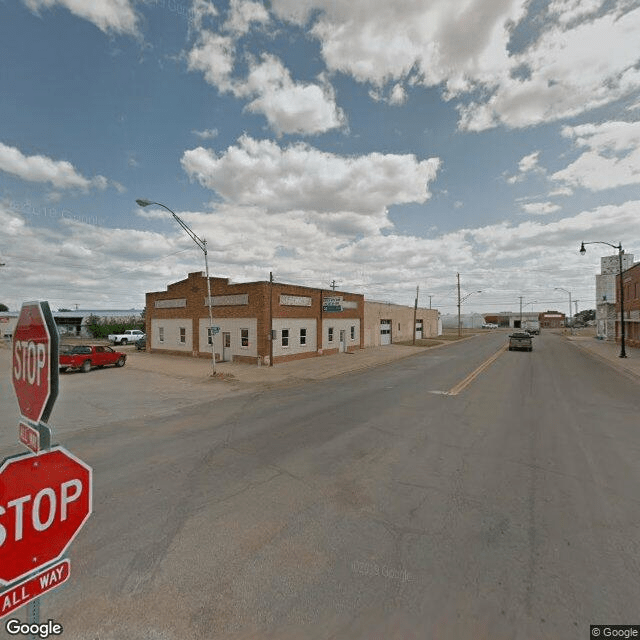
xmin=0 ymin=342 xmax=249 ymax=454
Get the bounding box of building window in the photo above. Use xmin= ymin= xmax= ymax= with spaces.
xmin=159 ymin=327 xmax=164 ymax=343
xmin=282 ymin=328 xmax=289 ymax=347
xmin=300 ymin=328 xmax=306 ymax=345
xmin=179 ymin=327 xmax=186 ymax=343
xmin=207 ymin=327 xmax=213 ymax=345
xmin=241 ymin=328 xmax=249 ymax=347
xmin=350 ymin=325 xmax=355 ymax=340
xmin=328 ymin=327 xmax=334 ymax=342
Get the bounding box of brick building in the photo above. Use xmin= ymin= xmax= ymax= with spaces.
xmin=145 ymin=272 xmax=364 ymax=364
xmin=617 ymin=262 xmax=640 ymax=348
xmin=539 ymin=311 xmax=565 ymax=328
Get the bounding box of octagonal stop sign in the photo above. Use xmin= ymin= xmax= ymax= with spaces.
xmin=0 ymin=447 xmax=92 ymax=585
xmin=12 ymin=301 xmax=59 ymax=424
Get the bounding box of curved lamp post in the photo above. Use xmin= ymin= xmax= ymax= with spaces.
xmin=136 ymin=199 xmax=216 ymax=375
xmin=580 ymin=241 xmax=626 ymax=358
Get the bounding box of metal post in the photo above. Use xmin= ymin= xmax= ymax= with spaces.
xmin=619 ymin=248 xmax=627 ymax=358
xmin=457 ymin=273 xmax=461 ymax=337
xmin=135 ymin=199 xmax=216 ymax=374
xmin=413 ymin=285 xmax=418 ymax=345
xmin=203 ymin=243 xmax=216 ymax=376
xmin=269 ymin=272 xmax=274 ymax=367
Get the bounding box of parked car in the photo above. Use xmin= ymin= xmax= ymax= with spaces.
xmin=508 ymin=332 xmax=533 ymax=352
xmin=107 ymin=329 xmax=145 ymax=345
xmin=482 ymin=323 xmax=499 ymax=329
xmin=135 ymin=336 xmax=146 ymax=351
xmin=59 ymin=345 xmax=126 ymax=372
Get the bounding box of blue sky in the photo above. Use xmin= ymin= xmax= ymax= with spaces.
xmin=1 ymin=0 xmax=639 ymax=315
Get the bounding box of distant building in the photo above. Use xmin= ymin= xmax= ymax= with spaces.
xmin=0 ymin=309 xmax=143 ymax=340
xmin=440 ymin=313 xmax=485 ymax=329
xmin=539 ymin=311 xmax=565 ymax=329
xmin=363 ymin=301 xmax=439 ymax=346
xmin=483 ymin=312 xmax=538 ymax=329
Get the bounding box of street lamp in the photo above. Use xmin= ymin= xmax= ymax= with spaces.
xmin=580 ymin=240 xmax=627 ymax=358
xmin=136 ymin=199 xmax=217 ymax=375
xmin=554 ymin=287 xmax=572 ymax=330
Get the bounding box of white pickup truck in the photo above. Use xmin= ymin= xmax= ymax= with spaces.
xmin=108 ymin=329 xmax=145 ymax=345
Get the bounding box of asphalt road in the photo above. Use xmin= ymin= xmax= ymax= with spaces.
xmin=2 ymin=332 xmax=640 ymax=639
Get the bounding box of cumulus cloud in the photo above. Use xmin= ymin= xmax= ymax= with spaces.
xmin=552 ymin=120 xmax=640 ymax=191
xmin=270 ymin=0 xmax=640 ymax=131
xmin=0 ymin=142 xmax=109 ymax=191
xmin=181 ymin=134 xmax=441 ymax=217
xmin=223 ymin=0 xmax=269 ymax=34
xmin=506 ymin=151 xmax=543 ymax=183
xmin=521 ymin=201 xmax=561 ymax=215
xmin=238 ymin=54 xmax=345 ymax=135
xmin=187 ymin=38 xmax=344 ymax=135
xmin=22 ymin=0 xmax=139 ymax=35
xmin=192 ymin=128 xmax=219 ymax=139
xmin=187 ymin=30 xmax=236 ymax=92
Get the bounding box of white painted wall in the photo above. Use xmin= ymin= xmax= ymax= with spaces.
xmin=198 ymin=318 xmax=257 ymax=358
xmin=151 ymin=318 xmax=192 ymax=351
xmin=322 ymin=318 xmax=360 ymax=350
xmin=272 ymin=318 xmax=317 ymax=357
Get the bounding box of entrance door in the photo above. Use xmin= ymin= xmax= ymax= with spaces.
xmin=380 ymin=320 xmax=391 ymax=345
xmin=339 ymin=329 xmax=346 ymax=352
xmin=222 ymin=332 xmax=231 ymax=362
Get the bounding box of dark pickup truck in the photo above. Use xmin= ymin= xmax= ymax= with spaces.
xmin=59 ymin=345 xmax=126 ymax=373
xmin=508 ymin=332 xmax=533 ymax=352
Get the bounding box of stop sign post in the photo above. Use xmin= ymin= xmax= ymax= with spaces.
xmin=12 ymin=301 xmax=59 ymax=425
xmin=0 ymin=447 xmax=92 ymax=586
xmin=5 ymin=300 xmax=92 ymax=624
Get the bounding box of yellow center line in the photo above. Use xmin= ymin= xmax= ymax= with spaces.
xmin=446 ymin=344 xmax=507 ymax=396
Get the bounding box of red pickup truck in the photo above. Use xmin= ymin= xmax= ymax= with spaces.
xmin=59 ymin=345 xmax=126 ymax=373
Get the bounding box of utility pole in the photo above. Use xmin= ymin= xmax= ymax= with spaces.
xmin=457 ymin=273 xmax=461 ymax=337
xmin=269 ymin=271 xmax=274 ymax=367
xmin=519 ymin=296 xmax=524 ymax=328
xmin=429 ymin=295 xmax=432 ymax=309
xmin=413 ymin=285 xmax=419 ymax=345
xmin=574 ymin=300 xmax=579 ymax=316
xmin=330 ymin=280 xmax=337 ymax=291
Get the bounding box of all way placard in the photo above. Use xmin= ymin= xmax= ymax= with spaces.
xmin=0 ymin=560 xmax=70 ymax=620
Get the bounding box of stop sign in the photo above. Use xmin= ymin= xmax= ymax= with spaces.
xmin=0 ymin=447 xmax=92 ymax=585
xmin=12 ymin=301 xmax=59 ymax=424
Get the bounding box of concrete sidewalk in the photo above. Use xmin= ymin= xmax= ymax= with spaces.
xmin=125 ymin=342 xmax=440 ymax=388
xmin=563 ymin=334 xmax=640 ymax=381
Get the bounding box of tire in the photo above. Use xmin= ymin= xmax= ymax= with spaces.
xmin=115 ymin=357 xmax=125 ymax=367
xmin=81 ymin=360 xmax=91 ymax=373
xmin=121 ymin=338 xmax=128 ymax=345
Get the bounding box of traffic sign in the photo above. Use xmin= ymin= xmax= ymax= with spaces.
xmin=0 ymin=447 xmax=92 ymax=585
xmin=210 ymin=326 xmax=220 ymax=334
xmin=0 ymin=559 xmax=69 ymax=620
xmin=12 ymin=302 xmax=59 ymax=424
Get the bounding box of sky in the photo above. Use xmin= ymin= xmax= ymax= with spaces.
xmin=1 ymin=0 xmax=639 ymax=316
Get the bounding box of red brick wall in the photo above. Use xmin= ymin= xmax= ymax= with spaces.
xmin=146 ymin=273 xmax=364 ymax=363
